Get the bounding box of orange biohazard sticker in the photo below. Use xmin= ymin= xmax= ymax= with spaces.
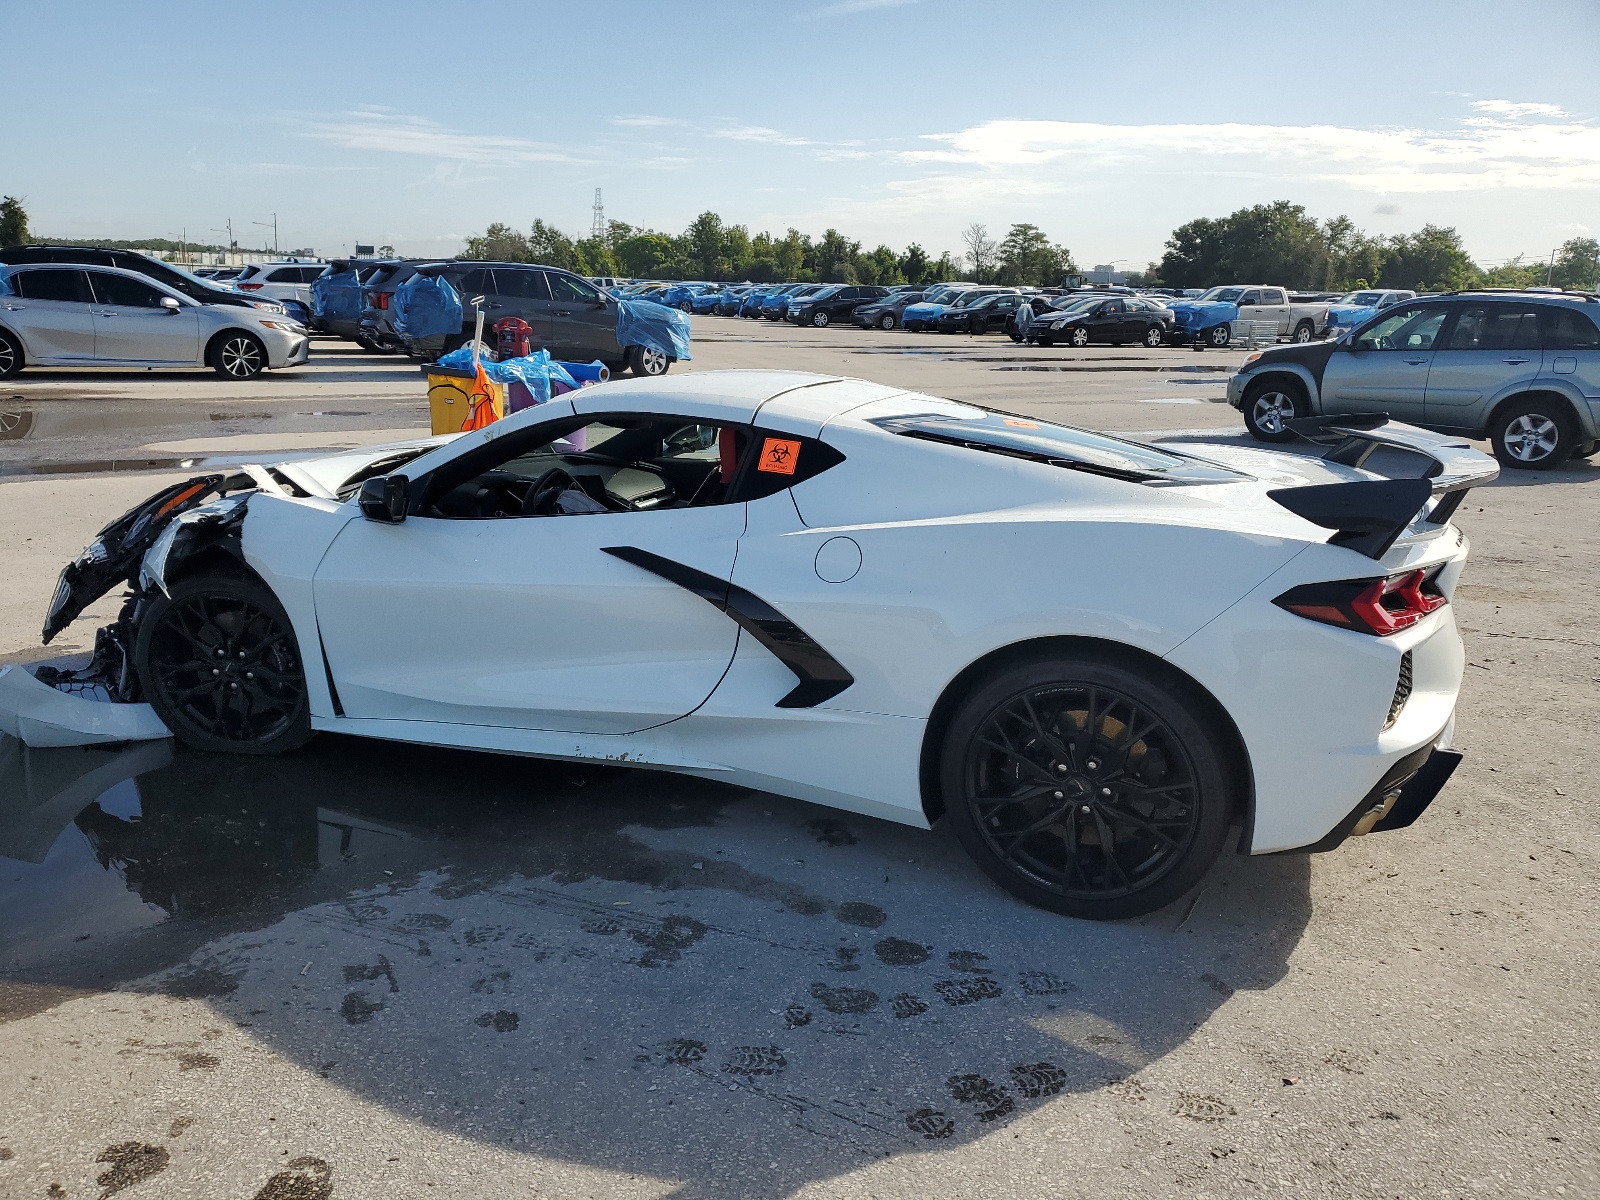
xmin=758 ymin=437 xmax=801 ymax=475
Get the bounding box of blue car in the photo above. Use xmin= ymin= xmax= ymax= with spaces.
xmin=712 ymin=287 xmax=750 ymax=316
xmin=689 ymin=288 xmax=729 ymax=315
xmin=739 ymin=287 xmax=777 ymax=318
xmin=900 ymin=285 xmax=975 ymax=331
xmin=656 ymin=283 xmax=714 ymax=311
xmin=761 ymin=284 xmax=820 ymax=320
xmin=1322 ymin=289 xmax=1416 ymax=337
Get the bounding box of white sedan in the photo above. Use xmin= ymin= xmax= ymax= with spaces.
xmin=12 ymin=371 xmax=1496 ymax=919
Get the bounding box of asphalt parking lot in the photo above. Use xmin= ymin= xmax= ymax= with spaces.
xmin=1 ymin=325 xmax=1597 ymax=1199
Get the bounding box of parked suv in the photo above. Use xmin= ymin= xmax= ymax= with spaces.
xmin=402 ymin=261 xmax=665 ymax=375
xmin=0 ymin=246 xmax=286 ymax=314
xmin=233 ymin=260 xmax=327 ymax=306
xmin=0 ymin=263 xmax=309 ymax=379
xmin=1228 ymin=290 xmax=1600 ymax=468
xmin=357 ymin=260 xmax=426 ymax=353
xmin=786 ymin=284 xmax=890 ymax=327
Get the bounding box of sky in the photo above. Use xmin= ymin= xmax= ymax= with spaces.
xmin=6 ymin=0 xmax=1598 ymax=271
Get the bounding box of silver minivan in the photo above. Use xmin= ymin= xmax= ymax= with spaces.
xmin=0 ymin=264 xmax=311 ymax=379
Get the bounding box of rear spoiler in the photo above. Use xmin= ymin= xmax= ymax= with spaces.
xmin=1266 ymin=414 xmax=1499 ymax=559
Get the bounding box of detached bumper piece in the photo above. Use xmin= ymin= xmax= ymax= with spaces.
xmin=1284 ymin=740 xmax=1462 ymax=854
xmin=0 ymin=662 xmax=171 ymax=748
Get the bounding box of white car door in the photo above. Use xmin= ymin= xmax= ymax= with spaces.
xmin=312 ymin=413 xmax=747 ymax=735
xmin=2 ymin=268 xmax=97 ymax=361
xmin=84 ymin=270 xmax=201 ymax=364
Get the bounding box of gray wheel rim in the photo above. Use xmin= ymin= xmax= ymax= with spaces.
xmin=1071 ymin=327 xmax=1089 ymax=346
xmin=880 ymin=313 xmax=894 ymax=329
xmin=0 ymin=335 xmax=16 ymax=374
xmin=813 ymin=312 xmax=829 ymax=327
xmin=221 ymin=337 xmax=263 ymax=378
xmin=1209 ymin=326 xmax=1229 ymax=346
xmin=1503 ymin=413 xmax=1560 ymax=462
xmin=1294 ymin=325 xmax=1312 ymax=342
xmin=1144 ymin=326 xmax=1162 ymax=346
xmin=638 ymin=347 xmax=668 ymax=375
xmin=1251 ymin=392 xmax=1297 ymax=434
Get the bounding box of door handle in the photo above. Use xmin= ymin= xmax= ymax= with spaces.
xmin=1501 ymin=357 xmax=1530 ymax=365
xmin=553 ymin=309 xmax=572 ymax=317
xmin=1 ymin=303 xmax=22 ymax=310
xmin=1403 ymin=357 xmax=1428 ymax=365
xmin=92 ymin=310 xmax=116 ymax=317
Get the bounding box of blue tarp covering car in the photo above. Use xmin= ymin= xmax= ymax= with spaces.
xmin=310 ymin=266 xmax=364 ymax=327
xmin=392 ymin=273 xmax=464 ymax=339
xmin=689 ymin=289 xmax=727 ymax=315
xmin=617 ymin=297 xmax=692 ymax=361
xmin=1323 ymin=290 xmax=1416 ymax=335
xmin=1167 ymin=288 xmax=1243 ymax=344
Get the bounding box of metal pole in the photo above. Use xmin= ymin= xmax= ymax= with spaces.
xmin=1547 ymin=248 xmax=1557 ymax=286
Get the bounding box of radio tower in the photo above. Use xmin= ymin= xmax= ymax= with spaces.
xmin=591 ymin=188 xmax=605 ymax=240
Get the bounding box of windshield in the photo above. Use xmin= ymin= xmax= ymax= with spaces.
xmin=870 ymin=409 xmax=1244 ymax=483
xmin=1336 ymin=291 xmax=1385 ymax=306
xmin=1195 ymin=287 xmax=1245 ymax=303
xmin=809 ymin=285 xmax=842 ymax=300
xmin=951 ymin=291 xmax=995 ymax=310
xmin=1050 ymin=296 xmax=1102 ymax=312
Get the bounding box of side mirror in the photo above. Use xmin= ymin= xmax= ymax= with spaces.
xmin=359 ymin=475 xmax=409 ymax=524
xmin=160 ymin=296 xmax=181 ymax=313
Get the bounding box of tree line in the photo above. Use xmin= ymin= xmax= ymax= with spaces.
xmin=462 ymin=212 xmax=1078 ymax=288
xmin=1141 ymin=200 xmax=1600 ymax=293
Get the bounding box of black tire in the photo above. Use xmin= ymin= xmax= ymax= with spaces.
xmin=812 ymin=310 xmax=831 ymax=328
xmin=1206 ymin=323 xmax=1231 ymax=348
xmin=0 ymin=328 xmax=23 ymax=378
xmin=208 ymin=332 xmax=267 ymax=379
xmin=135 ymin=571 xmax=313 ymax=756
xmin=1241 ymin=377 xmax=1305 ymax=442
xmin=940 ymin=652 xmax=1234 ymax=920
xmin=1142 ymin=324 xmax=1164 ymax=348
xmin=1489 ymin=396 xmax=1577 ymax=470
xmin=626 ymin=344 xmax=672 ymax=377
xmin=878 ymin=312 xmax=897 ymax=330
xmin=1292 ymin=320 xmax=1315 ymax=344
xmin=1069 ymin=326 xmax=1090 ymax=348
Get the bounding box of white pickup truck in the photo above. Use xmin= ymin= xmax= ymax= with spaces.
xmin=1167 ymin=285 xmax=1331 ymax=347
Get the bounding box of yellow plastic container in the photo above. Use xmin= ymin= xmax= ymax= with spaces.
xmin=426 ymin=365 xmax=504 ymax=436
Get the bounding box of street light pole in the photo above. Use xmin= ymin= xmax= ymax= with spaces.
xmin=1547 ymin=248 xmax=1558 ymax=287
xmin=253 ymin=214 xmax=279 ymax=256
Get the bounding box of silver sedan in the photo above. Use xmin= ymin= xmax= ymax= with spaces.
xmin=0 ymin=263 xmax=309 ymax=379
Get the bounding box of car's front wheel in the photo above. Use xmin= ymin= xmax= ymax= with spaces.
xmin=1242 ymin=378 xmax=1304 ymax=442
xmin=135 ymin=571 xmax=313 ymax=755
xmin=1143 ymin=325 xmax=1164 ymax=348
xmin=626 ymin=345 xmax=672 ymax=377
xmin=811 ymin=310 xmax=830 ymax=328
xmin=878 ymin=312 xmax=897 ymax=330
xmin=940 ymin=653 xmax=1234 ymax=920
xmin=209 ymin=332 xmax=267 ymax=379
xmin=1069 ymin=326 xmax=1091 ymax=348
xmin=1207 ymin=324 xmax=1231 ymax=348
xmin=1490 ymin=397 xmax=1576 ymax=469
xmin=0 ymin=328 xmax=24 ymax=378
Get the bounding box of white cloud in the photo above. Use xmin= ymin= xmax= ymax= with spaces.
xmin=713 ymin=123 xmax=816 ymax=146
xmin=613 ymin=115 xmax=682 ymax=128
xmin=1470 ymin=99 xmax=1568 ymax=118
xmin=301 ymin=108 xmax=579 ymax=164
xmin=805 ymin=0 xmax=919 ymax=17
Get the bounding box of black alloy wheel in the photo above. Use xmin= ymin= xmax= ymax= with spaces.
xmin=1143 ymin=325 xmax=1164 ymax=348
xmin=0 ymin=328 xmax=22 ymax=378
xmin=136 ymin=573 xmax=313 ymax=755
xmin=879 ymin=311 xmax=897 ymax=330
xmin=941 ymin=655 xmax=1232 ymax=919
xmin=210 ymin=332 xmax=267 ymax=379
xmin=1069 ymin=326 xmax=1091 ymax=348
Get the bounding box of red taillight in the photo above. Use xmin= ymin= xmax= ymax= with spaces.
xmin=237 ymin=282 xmax=263 ymax=291
xmin=374 ymin=292 xmax=392 ymax=309
xmin=1275 ymin=569 xmax=1446 ymax=636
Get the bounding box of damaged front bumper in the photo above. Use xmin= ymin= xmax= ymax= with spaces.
xmin=0 ymin=662 xmax=171 ymax=747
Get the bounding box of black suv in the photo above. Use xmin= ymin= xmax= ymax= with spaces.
xmin=0 ymin=246 xmax=281 ymax=312
xmin=403 ymin=261 xmax=651 ymax=372
xmin=785 ymin=285 xmax=891 ymax=328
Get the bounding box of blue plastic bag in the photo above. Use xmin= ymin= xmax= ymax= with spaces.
xmin=433 ymin=346 xmax=581 ymax=406
xmin=392 ymin=273 xmax=464 ymax=339
xmin=617 ymin=297 xmax=692 ymax=361
xmin=310 ymin=267 xmax=363 ymax=323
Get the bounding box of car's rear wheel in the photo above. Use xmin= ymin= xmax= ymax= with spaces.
xmin=1292 ymin=320 xmax=1315 ymax=343
xmin=1142 ymin=325 xmax=1164 ymax=348
xmin=209 ymin=332 xmax=266 ymax=379
xmin=1490 ymin=397 xmax=1576 ymax=469
xmin=812 ymin=310 xmax=830 ymax=328
xmin=940 ymin=653 xmax=1233 ymax=920
xmin=879 ymin=312 xmax=897 ymax=330
xmin=1069 ymin=326 xmax=1091 ymax=348
xmin=1242 ymin=378 xmax=1304 ymax=442
xmin=135 ymin=572 xmax=313 ymax=756
xmin=626 ymin=345 xmax=672 ymax=377
xmin=0 ymin=328 xmax=23 ymax=378
xmin=1207 ymin=324 xmax=1231 ymax=348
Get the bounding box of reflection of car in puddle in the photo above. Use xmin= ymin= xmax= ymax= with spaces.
xmin=0 ymin=405 xmax=33 ymax=439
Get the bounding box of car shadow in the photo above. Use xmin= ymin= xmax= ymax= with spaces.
xmin=0 ymin=734 xmax=1312 ymax=1198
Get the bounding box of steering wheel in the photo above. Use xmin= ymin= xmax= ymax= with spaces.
xmin=520 ymin=467 xmax=577 ymax=517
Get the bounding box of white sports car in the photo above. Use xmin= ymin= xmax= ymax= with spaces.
xmin=8 ymin=370 xmax=1497 ymax=919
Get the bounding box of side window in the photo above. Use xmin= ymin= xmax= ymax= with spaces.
xmin=12 ymin=269 xmax=90 ymax=303
xmin=1238 ymin=291 xmax=1262 ymax=306
xmin=87 ymin=271 xmax=169 ymax=308
xmin=546 ymin=273 xmax=601 ymax=304
xmin=1542 ymin=306 xmax=1600 ymax=351
xmin=455 ymin=267 xmax=494 ymax=297
xmin=1444 ymin=306 xmax=1491 ymax=350
xmin=1477 ymin=304 xmax=1542 ymax=351
xmin=1267 ymin=289 xmax=1288 ymax=304
xmin=492 ymin=269 xmax=550 ymax=300
xmin=1356 ymin=304 xmax=1448 ymax=351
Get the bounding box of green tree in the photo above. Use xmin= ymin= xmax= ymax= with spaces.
xmin=1321 ymin=216 xmax=1386 ymax=291
xmin=614 ymin=233 xmax=682 ymax=278
xmin=774 ymin=229 xmax=806 ymax=280
xmin=1158 ymin=216 xmax=1228 ymax=288
xmin=685 ymin=210 xmax=727 ymax=279
xmin=1216 ymin=201 xmax=1328 ymax=288
xmin=722 ymin=223 xmax=753 ymax=278
xmin=898 ymin=242 xmax=931 ymax=285
xmin=930 ymin=251 xmax=961 ymax=282
xmin=995 ymin=223 xmax=1077 ymax=287
xmin=1479 ymin=255 xmax=1545 ymax=289
xmin=0 ymin=196 xmax=28 ymax=248
xmin=1379 ymin=225 xmax=1477 ymax=291
xmin=461 ymin=222 xmax=531 ymax=262
xmin=812 ymin=229 xmax=862 ymax=282
xmin=961 ymin=223 xmax=998 ymax=282
xmin=527 ymin=218 xmax=582 ymax=272
xmin=1552 ymin=237 xmax=1600 ymax=290
xmin=575 ymin=236 xmax=619 ymax=277
xmin=855 ymin=245 xmax=903 ymax=286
